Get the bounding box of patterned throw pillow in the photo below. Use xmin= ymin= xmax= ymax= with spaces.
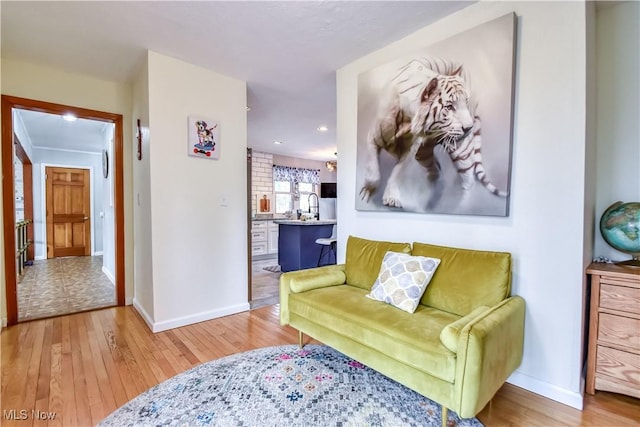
xmin=366 ymin=251 xmax=441 ymax=313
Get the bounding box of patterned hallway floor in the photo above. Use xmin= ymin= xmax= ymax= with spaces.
xmin=17 ymin=256 xmax=116 ymax=322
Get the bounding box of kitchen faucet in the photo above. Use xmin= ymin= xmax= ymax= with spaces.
xmin=308 ymin=193 xmax=319 ymax=220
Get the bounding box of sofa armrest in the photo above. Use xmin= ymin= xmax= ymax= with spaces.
xmin=440 ymin=306 xmax=490 ymax=353
xmin=279 ymin=264 xmax=346 ymax=325
xmin=454 ymin=296 xmax=525 ymax=418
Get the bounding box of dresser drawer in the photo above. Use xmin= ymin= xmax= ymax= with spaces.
xmin=598 ymin=312 xmax=640 ymax=350
xmin=600 ymin=283 xmax=640 ymax=314
xmin=596 ymin=345 xmax=640 ymax=385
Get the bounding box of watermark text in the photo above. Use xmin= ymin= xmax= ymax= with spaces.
xmin=3 ymin=409 xmax=57 ymax=421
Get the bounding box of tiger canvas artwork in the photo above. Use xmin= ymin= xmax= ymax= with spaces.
xmin=355 ymin=13 xmax=517 ymax=216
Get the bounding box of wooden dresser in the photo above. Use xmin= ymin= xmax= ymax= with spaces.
xmin=586 ymin=262 xmax=640 ymax=398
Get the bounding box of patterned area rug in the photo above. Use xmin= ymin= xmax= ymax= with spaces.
xmin=99 ymin=345 xmax=482 ymax=427
xmin=262 ymin=265 xmax=281 ymax=273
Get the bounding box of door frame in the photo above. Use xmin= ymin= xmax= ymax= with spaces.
xmin=2 ymin=95 xmax=125 ymax=325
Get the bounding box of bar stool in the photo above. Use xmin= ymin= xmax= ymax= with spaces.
xmin=316 ymin=225 xmax=337 ymax=267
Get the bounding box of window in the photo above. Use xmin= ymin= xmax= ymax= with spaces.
xmin=272 ymin=165 xmax=320 ymax=215
xmin=274 ymin=180 xmax=292 ymax=214
xmin=298 ymin=182 xmax=315 ymax=212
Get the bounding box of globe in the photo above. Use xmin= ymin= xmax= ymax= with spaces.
xmin=600 ymin=201 xmax=640 ymax=267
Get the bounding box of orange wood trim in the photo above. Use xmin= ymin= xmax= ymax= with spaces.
xmin=1 ymin=95 xmax=121 ymax=124
xmin=45 ymin=166 xmax=53 ymax=258
xmin=113 ymin=116 xmax=125 ymax=306
xmin=1 ymin=95 xmax=126 ymax=325
xmin=83 ymin=168 xmax=91 ymax=256
xmin=1 ymin=96 xmax=18 ymax=325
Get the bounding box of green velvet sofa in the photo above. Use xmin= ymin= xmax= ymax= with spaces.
xmin=279 ymin=236 xmax=525 ymax=425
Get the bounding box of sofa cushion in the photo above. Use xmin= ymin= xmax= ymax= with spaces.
xmin=345 ymin=236 xmax=411 ymax=290
xmin=412 ymin=242 xmax=511 ymax=316
xmin=366 ymin=251 xmax=440 ymax=313
xmin=289 ymin=285 xmax=459 ymax=383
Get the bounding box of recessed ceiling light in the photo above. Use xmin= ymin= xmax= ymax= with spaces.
xmin=317 ymin=125 xmax=328 ymax=132
xmin=273 ymin=140 xmax=283 ymax=145
xmin=62 ymin=113 xmax=77 ymax=122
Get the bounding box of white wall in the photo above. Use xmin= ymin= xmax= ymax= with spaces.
xmin=594 ymin=1 xmax=640 ymax=261
xmin=102 ymin=124 xmax=116 ymax=282
xmin=140 ymin=51 xmax=248 ymax=331
xmin=0 ymin=57 xmax=134 ymax=324
xmin=31 ymin=148 xmax=104 ymax=259
xmin=337 ymin=1 xmax=589 ymax=409
xmin=132 ymin=56 xmax=155 ymax=322
xmin=12 ymin=110 xmax=34 ymax=159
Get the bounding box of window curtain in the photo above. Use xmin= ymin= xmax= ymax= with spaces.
xmin=273 ymin=165 xmax=320 ymax=185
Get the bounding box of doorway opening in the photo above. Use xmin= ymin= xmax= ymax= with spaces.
xmin=2 ymin=95 xmax=125 ymax=326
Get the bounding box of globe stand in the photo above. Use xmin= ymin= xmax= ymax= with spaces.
xmin=615 ymin=256 xmax=640 ymax=268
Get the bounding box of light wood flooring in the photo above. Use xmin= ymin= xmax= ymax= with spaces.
xmin=1 ymin=305 xmax=638 ymax=426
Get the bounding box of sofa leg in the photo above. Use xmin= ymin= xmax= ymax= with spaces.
xmin=298 ymin=330 xmax=304 ymax=348
xmin=441 ymin=406 xmax=448 ymax=427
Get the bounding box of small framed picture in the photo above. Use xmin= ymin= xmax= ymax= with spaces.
xmin=188 ymin=116 xmax=220 ymax=160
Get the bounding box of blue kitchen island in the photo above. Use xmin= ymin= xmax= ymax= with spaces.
xmin=274 ymin=219 xmax=337 ymax=272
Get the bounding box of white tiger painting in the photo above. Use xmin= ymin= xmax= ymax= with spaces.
xmin=355 ymin=13 xmax=517 ymax=216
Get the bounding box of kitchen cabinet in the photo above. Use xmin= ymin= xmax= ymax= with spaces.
xmin=251 ymin=221 xmax=267 ymax=257
xmin=252 ymin=219 xmax=279 ymax=257
xmin=268 ymin=221 xmax=279 ymax=254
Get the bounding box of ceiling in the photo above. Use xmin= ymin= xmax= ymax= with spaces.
xmin=2 ymin=1 xmax=474 ymax=160
xmin=15 ymin=110 xmax=108 ymax=153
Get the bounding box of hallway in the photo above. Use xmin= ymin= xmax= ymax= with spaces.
xmin=17 ymin=256 xmax=116 ymax=322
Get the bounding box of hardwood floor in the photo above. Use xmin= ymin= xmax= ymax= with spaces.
xmin=250 ymin=257 xmax=280 ymax=309
xmin=1 ymin=305 xmax=638 ymax=426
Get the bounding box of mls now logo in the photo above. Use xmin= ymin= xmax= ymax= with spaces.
xmin=3 ymin=410 xmax=28 ymax=420
xmin=3 ymin=409 xmax=57 ymax=420
xmin=32 ymin=410 xmax=57 ymax=420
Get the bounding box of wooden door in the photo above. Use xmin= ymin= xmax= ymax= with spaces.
xmin=46 ymin=167 xmax=91 ymax=258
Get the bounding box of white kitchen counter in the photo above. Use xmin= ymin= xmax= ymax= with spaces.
xmin=273 ymin=219 xmax=337 ymax=226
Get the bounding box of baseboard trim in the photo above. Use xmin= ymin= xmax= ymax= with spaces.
xmin=151 ymin=303 xmax=251 ymax=333
xmin=94 ymin=251 xmax=104 ymax=256
xmin=508 ymin=371 xmax=584 ymax=410
xmin=101 ymin=266 xmax=115 ymax=286
xmin=1 ymin=317 xmax=7 ymax=328
xmin=132 ymin=298 xmax=154 ymax=331
xmin=35 ymin=255 xmax=46 ymax=261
